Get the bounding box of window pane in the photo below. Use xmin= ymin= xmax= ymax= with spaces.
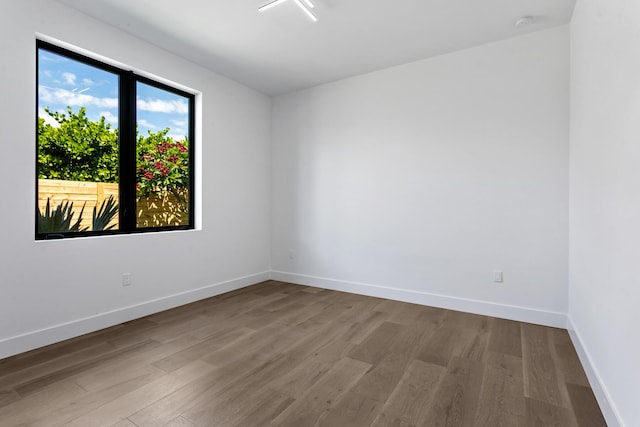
xmin=136 ymin=82 xmax=191 ymax=228
xmin=37 ymin=48 xmax=120 ymax=234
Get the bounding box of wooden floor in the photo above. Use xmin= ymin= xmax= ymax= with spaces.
xmin=0 ymin=281 xmax=606 ymax=426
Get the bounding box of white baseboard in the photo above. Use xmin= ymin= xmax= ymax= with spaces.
xmin=3 ymin=269 xmax=622 ymax=426
xmin=567 ymin=316 xmax=624 ymax=427
xmin=0 ymin=271 xmax=271 ymax=360
xmin=0 ymin=269 xmax=567 ymax=359
xmin=271 ymin=271 xmax=567 ymax=328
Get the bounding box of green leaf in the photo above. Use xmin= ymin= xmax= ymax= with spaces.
xmin=92 ymin=195 xmax=119 ymax=231
xmin=37 ymin=198 xmax=87 ymax=233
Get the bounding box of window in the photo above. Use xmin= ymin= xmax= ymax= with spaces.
xmin=36 ymin=40 xmax=195 ymax=239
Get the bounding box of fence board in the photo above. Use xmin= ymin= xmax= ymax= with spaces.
xmin=38 ymin=179 xmax=187 ymax=231
xmin=38 ymin=179 xmax=118 ymax=231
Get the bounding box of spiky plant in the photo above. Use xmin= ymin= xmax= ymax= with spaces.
xmin=37 ymin=198 xmax=87 ymax=233
xmin=92 ymin=195 xmax=119 ymax=231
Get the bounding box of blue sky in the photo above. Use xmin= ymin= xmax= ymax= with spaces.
xmin=38 ymin=49 xmax=189 ymax=141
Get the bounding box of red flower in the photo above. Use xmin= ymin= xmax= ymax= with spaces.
xmin=153 ymin=161 xmax=165 ymax=170
xmin=176 ymin=143 xmax=188 ymax=153
xmin=167 ymin=155 xmax=179 ymax=163
xmin=157 ymin=144 xmax=167 ymax=153
xmin=136 ymin=183 xmax=141 ymax=189
xmin=143 ymin=171 xmax=154 ymax=180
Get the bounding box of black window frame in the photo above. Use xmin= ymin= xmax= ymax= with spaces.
xmin=36 ymin=40 xmax=195 ymax=240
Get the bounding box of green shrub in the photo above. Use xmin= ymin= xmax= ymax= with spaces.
xmin=92 ymin=195 xmax=119 ymax=231
xmin=136 ymin=128 xmax=189 ymax=209
xmin=38 ymin=107 xmax=119 ymax=183
xmin=37 ymin=199 xmax=86 ymax=233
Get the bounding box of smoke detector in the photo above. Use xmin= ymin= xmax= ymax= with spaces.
xmin=514 ymin=16 xmax=535 ymax=28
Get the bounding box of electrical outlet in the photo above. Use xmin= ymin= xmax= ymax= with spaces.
xmin=493 ymin=270 xmax=503 ymax=283
xmin=122 ymin=273 xmax=132 ymax=287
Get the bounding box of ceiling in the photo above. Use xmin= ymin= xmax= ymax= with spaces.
xmin=58 ymin=0 xmax=576 ymax=96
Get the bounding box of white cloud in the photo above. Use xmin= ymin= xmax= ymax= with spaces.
xmin=39 ymin=86 xmax=118 ymax=109
xmin=62 ymin=72 xmax=76 ymax=85
xmin=38 ymin=107 xmax=60 ymax=128
xmin=138 ymin=119 xmax=156 ymax=129
xmin=100 ymin=111 xmax=118 ymax=125
xmin=171 ymin=119 xmax=187 ymax=127
xmin=137 ymin=98 xmax=188 ymax=114
xmin=82 ymin=78 xmax=94 ymax=87
xmin=168 ymin=133 xmax=187 ymax=142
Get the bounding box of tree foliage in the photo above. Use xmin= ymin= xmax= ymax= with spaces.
xmin=38 ymin=107 xmax=119 ymax=182
xmin=37 ymin=107 xmax=190 ymax=202
xmin=136 ymin=128 xmax=189 ymax=200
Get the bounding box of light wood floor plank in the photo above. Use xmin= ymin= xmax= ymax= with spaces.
xmin=522 ymin=323 xmax=565 ymax=407
xmin=151 ymin=327 xmax=253 ymax=373
xmin=229 ymin=389 xmax=294 ymax=427
xmin=0 ymin=389 xmax=20 ymax=409
xmin=318 ymin=325 xmax=426 ymax=427
xmin=161 ymin=416 xmax=198 ymax=427
xmin=488 ymin=317 xmax=523 ymax=358
xmin=474 ymin=351 xmax=526 ymax=426
xmin=110 ymin=419 xmax=138 ymax=427
xmin=525 ymin=396 xmax=576 ymax=427
xmin=0 ymin=281 xmax=605 ymax=427
xmin=72 ymin=334 xmax=199 ymax=392
xmin=370 ymin=359 xmax=444 ymax=426
xmin=29 ymin=369 xmax=167 ymax=427
xmin=0 ymin=381 xmax=86 ymax=426
xmin=415 ymin=310 xmax=480 ymax=367
xmin=269 ymin=357 xmax=371 ymax=427
xmin=342 ymin=310 xmax=391 ymax=345
xmin=181 ymin=353 xmax=300 ymax=426
xmin=566 ymin=383 xmax=608 ymax=427
xmin=0 ymin=341 xmax=116 ymax=389
xmin=0 ymin=325 xmax=126 ymax=378
xmin=554 ymin=341 xmax=591 ymax=387
xmin=64 ymin=360 xmax=216 ymax=427
xmin=270 ymin=336 xmax=355 ymax=399
xmin=128 ymin=366 xmax=229 ymax=426
xmin=424 ymin=356 xmax=485 ymax=427
xmin=348 ymin=321 xmax=405 ymax=365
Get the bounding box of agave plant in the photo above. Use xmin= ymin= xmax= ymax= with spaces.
xmin=38 ymin=196 xmax=119 ymax=234
xmin=37 ymin=198 xmax=87 ymax=233
xmin=92 ymin=195 xmax=119 ymax=231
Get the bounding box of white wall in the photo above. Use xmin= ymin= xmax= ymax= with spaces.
xmin=1 ymin=2 xmax=634 ymax=422
xmin=272 ymin=26 xmax=570 ymax=326
xmin=0 ymin=0 xmax=272 ymax=358
xmin=569 ymin=0 xmax=640 ymax=425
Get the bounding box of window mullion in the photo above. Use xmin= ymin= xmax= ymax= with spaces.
xmin=37 ymin=40 xmax=194 ymax=239
xmin=119 ymin=71 xmax=137 ymax=232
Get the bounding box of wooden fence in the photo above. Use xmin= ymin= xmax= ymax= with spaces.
xmin=38 ymin=179 xmax=188 ymax=231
